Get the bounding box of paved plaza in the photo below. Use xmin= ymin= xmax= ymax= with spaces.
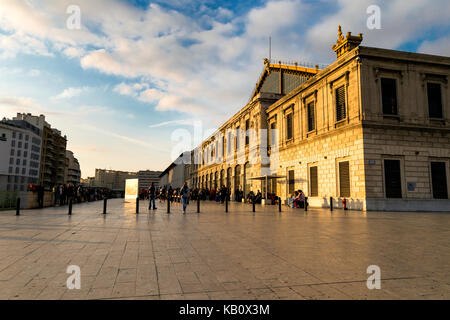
xmin=0 ymin=199 xmax=448 ymax=300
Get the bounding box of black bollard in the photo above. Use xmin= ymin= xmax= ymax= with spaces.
xmin=136 ymin=198 xmax=139 ymax=214
xmin=279 ymin=198 xmax=282 ymax=212
xmin=16 ymin=198 xmax=20 ymax=216
xmin=103 ymin=198 xmax=107 ymax=214
xmin=167 ymin=197 xmax=170 ymax=214
xmin=68 ymin=199 xmax=72 ymax=215
xmin=225 ymin=196 xmax=228 ymax=213
xmin=330 ymin=197 xmax=333 ymax=211
xmin=304 ymin=198 xmax=308 ymax=212
xmin=197 ymin=198 xmax=200 ymax=213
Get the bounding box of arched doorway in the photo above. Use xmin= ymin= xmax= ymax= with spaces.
xmin=220 ymin=169 xmax=225 ymax=188
xmin=214 ymin=171 xmax=219 ymax=189
xmin=210 ymin=172 xmax=213 ymax=190
xmin=227 ymin=167 xmax=232 ymax=190
xmin=235 ymin=165 xmax=241 ymax=191
xmin=244 ymin=162 xmax=251 ymax=197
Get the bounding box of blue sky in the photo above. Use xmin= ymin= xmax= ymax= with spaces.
xmin=1 ymin=0 xmax=449 ymax=177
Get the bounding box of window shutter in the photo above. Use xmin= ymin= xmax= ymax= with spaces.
xmin=286 ymin=114 xmax=293 ymax=140
xmin=381 ymin=78 xmax=398 ymax=115
xmin=384 ymin=160 xmax=402 ymax=198
xmin=288 ymin=170 xmax=295 ymax=194
xmin=335 ymin=86 xmax=346 ymax=121
xmin=307 ymin=102 xmax=315 ymax=132
xmin=310 ymin=166 xmax=318 ymax=197
xmin=339 ymin=161 xmax=350 ymax=197
xmin=427 ymin=83 xmax=443 ymax=119
xmin=431 ymin=162 xmax=448 ymax=199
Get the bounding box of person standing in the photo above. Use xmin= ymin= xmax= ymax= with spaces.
xmin=148 ymin=182 xmax=157 ymax=210
xmin=180 ymin=182 xmax=190 ymax=214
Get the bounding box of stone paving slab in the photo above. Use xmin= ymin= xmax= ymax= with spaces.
xmin=0 ymin=199 xmax=448 ymax=300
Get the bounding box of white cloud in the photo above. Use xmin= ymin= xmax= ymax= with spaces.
xmin=418 ymin=36 xmax=450 ymax=56
xmin=52 ymin=87 xmax=91 ymax=100
xmin=1 ymin=0 xmax=450 ymax=125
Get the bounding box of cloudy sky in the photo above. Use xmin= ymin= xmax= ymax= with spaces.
xmin=1 ymin=0 xmax=449 ymax=178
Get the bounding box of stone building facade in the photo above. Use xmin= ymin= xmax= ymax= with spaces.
xmin=266 ymin=27 xmax=450 ymax=211
xmin=186 ymin=27 xmax=450 ymax=211
xmin=190 ymin=60 xmax=320 ymax=200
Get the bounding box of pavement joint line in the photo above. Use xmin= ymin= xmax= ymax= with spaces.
xmin=94 ymin=276 xmax=423 ymax=300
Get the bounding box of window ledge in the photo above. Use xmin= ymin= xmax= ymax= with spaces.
xmin=334 ymin=119 xmax=347 ymax=128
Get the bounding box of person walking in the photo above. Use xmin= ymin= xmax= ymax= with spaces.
xmin=180 ymin=182 xmax=190 ymax=214
xmin=148 ymin=182 xmax=157 ymax=210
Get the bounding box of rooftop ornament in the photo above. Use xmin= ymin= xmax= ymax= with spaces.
xmin=332 ymin=25 xmax=363 ymax=58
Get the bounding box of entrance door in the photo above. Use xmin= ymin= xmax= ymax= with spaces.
xmin=431 ymin=162 xmax=448 ymax=199
xmin=384 ymin=160 xmax=402 ymax=198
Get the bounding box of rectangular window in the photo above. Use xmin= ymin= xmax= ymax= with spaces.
xmin=236 ymin=127 xmax=240 ymax=150
xmin=427 ymin=83 xmax=443 ymax=119
xmin=25 ymin=135 xmax=29 ymax=141
xmin=335 ymin=85 xmax=346 ymax=121
xmin=309 ymin=166 xmax=318 ymax=197
xmin=286 ymin=113 xmax=293 ymax=140
xmin=431 ymin=162 xmax=448 ymax=199
xmin=307 ymin=102 xmax=315 ymax=132
xmin=9 ymin=158 xmax=13 ymax=165
xmin=288 ymin=170 xmax=295 ymax=194
xmin=270 ymin=122 xmax=276 ymax=146
xmin=339 ymin=161 xmax=351 ymax=197
xmin=381 ymin=78 xmax=398 ymax=115
xmin=11 ymin=140 xmax=15 ymax=147
xmin=245 ymin=119 xmax=250 ymax=145
xmin=227 ymin=132 xmax=231 ymax=154
xmin=384 ymin=159 xmax=402 ymax=198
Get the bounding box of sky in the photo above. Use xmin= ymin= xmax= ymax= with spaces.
xmin=0 ymin=0 xmax=449 ymax=178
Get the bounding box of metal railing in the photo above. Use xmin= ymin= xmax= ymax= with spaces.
xmin=0 ymin=191 xmax=19 ymax=211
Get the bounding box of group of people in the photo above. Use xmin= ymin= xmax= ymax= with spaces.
xmin=288 ymin=190 xmax=307 ymax=208
xmin=52 ymin=184 xmax=110 ymax=206
xmin=147 ymin=182 xmax=191 ymax=214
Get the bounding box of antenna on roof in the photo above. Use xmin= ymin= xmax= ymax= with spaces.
xmin=269 ymin=36 xmax=272 ymax=61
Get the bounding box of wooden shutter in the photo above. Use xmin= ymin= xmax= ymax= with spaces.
xmin=310 ymin=166 xmax=318 ymax=197
xmin=384 ymin=160 xmax=402 ymax=198
xmin=307 ymin=102 xmax=315 ymax=132
xmin=431 ymin=162 xmax=448 ymax=199
xmin=381 ymin=78 xmax=398 ymax=115
xmin=427 ymin=83 xmax=443 ymax=119
xmin=286 ymin=114 xmax=293 ymax=140
xmin=335 ymin=86 xmax=346 ymax=121
xmin=339 ymin=161 xmax=350 ymax=197
xmin=288 ymin=170 xmax=295 ymax=194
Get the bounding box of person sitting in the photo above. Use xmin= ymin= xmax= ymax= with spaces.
xmin=288 ymin=192 xmax=296 ymax=208
xmin=294 ymin=190 xmax=306 ymax=208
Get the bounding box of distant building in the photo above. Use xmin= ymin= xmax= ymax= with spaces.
xmin=137 ymin=170 xmax=162 ymax=190
xmin=159 ymin=153 xmax=190 ymax=189
xmin=91 ymin=169 xmax=137 ymax=191
xmin=12 ymin=113 xmax=67 ymax=189
xmin=0 ymin=119 xmax=42 ymax=191
xmin=65 ymin=150 xmax=81 ymax=185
